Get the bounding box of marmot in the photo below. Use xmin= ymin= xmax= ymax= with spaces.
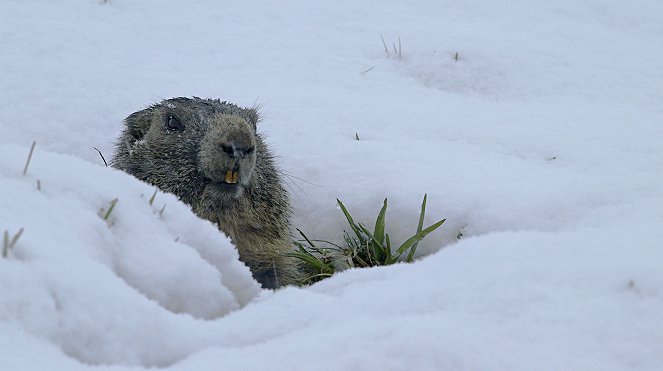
xmin=111 ymin=97 xmax=300 ymax=289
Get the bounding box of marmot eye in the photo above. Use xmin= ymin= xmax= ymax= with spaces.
xmin=166 ymin=115 xmax=184 ymax=132
xmin=220 ymin=144 xmax=234 ymax=155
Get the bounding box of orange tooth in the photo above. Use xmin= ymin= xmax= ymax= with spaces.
xmin=232 ymin=171 xmax=239 ymax=184
xmin=225 ymin=170 xmax=233 ymax=183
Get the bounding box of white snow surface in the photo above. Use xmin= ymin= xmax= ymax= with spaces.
xmin=1 ymin=0 xmax=663 ymax=370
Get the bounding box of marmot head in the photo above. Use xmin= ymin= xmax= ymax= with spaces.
xmin=113 ymin=97 xmax=260 ymax=206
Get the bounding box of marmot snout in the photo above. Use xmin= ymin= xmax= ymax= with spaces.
xmin=199 ymin=115 xmax=257 ymax=199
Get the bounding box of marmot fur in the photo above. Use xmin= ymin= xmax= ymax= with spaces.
xmin=111 ymin=97 xmax=300 ymax=289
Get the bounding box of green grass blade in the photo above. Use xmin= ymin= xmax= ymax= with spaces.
xmin=283 ymin=251 xmax=334 ymax=274
xmin=392 ymin=218 xmax=446 ymax=262
xmin=373 ymin=198 xmax=388 ymax=245
xmin=358 ymin=223 xmax=386 ymax=261
xmin=337 ymin=199 xmax=365 ymax=241
xmin=104 ymin=198 xmax=118 ymax=221
xmin=385 ymin=233 xmax=392 ymax=261
xmin=407 ymin=194 xmax=427 ymax=262
xmin=296 ymin=228 xmax=317 ymax=248
xmin=306 ymin=239 xmax=345 ymax=250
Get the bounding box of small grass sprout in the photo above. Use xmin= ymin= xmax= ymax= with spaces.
xmin=288 ymin=195 xmax=445 ymax=284
xmin=99 ymin=198 xmax=119 ymax=223
xmin=360 ymin=66 xmax=375 ymax=75
xmin=380 ymin=35 xmax=403 ymax=60
xmin=2 ymin=228 xmax=25 ymax=258
xmin=23 ymin=141 xmax=36 ymax=176
xmin=149 ymin=189 xmax=158 ymax=206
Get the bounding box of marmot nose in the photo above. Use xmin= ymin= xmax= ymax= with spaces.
xmin=219 ymin=142 xmax=255 ymax=158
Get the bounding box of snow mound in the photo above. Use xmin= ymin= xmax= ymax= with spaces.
xmin=0 ymin=144 xmax=261 ymax=366
xmin=399 ymin=50 xmax=510 ymax=97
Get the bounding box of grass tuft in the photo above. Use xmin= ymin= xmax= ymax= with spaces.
xmin=380 ymin=36 xmax=403 ymax=60
xmin=2 ymin=228 xmax=24 ymax=258
xmin=290 ymin=195 xmax=445 ymax=284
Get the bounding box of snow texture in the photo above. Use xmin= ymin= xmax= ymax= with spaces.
xmin=1 ymin=0 xmax=662 ymax=370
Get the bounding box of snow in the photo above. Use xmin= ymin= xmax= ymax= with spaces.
xmin=1 ymin=0 xmax=663 ymax=369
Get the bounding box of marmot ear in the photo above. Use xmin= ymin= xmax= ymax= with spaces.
xmin=123 ymin=108 xmax=154 ymax=142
